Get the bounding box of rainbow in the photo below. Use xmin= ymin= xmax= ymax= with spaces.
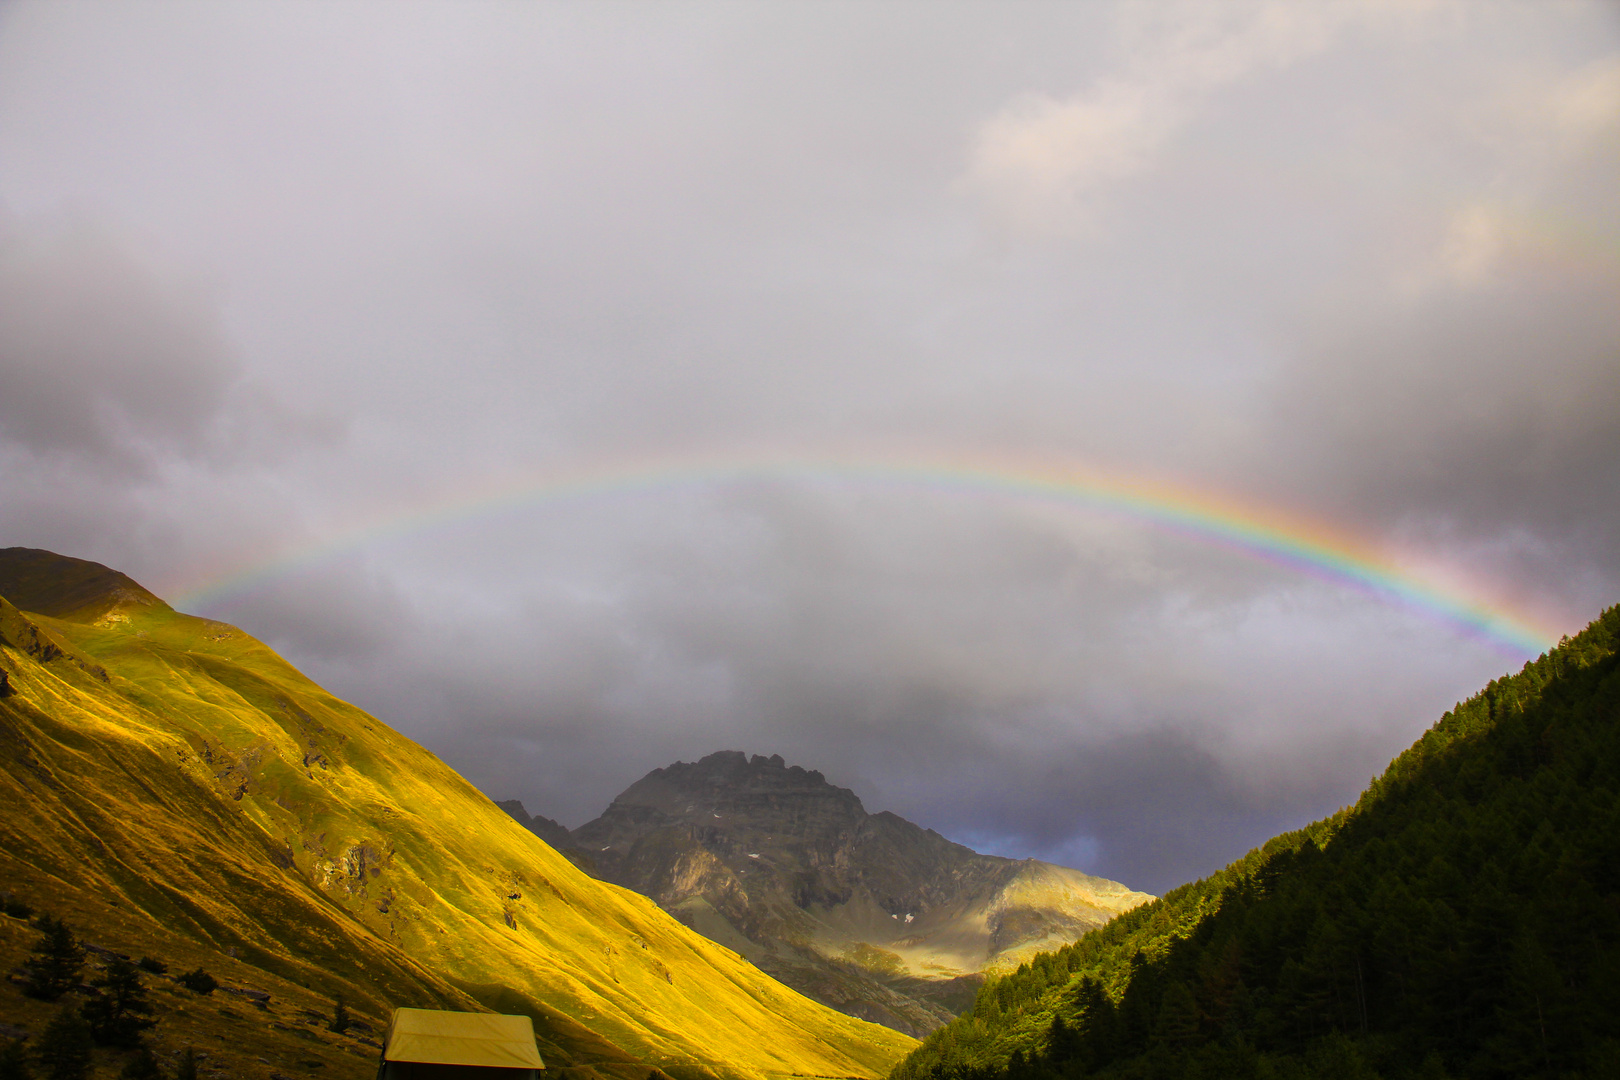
xmin=168 ymin=449 xmax=1561 ymax=656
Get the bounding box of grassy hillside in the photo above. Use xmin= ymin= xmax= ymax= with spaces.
xmin=890 ymin=607 xmax=1620 ymax=1080
xmin=0 ymin=548 xmax=915 ymax=1080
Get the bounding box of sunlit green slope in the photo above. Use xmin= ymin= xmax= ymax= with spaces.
xmin=0 ymin=548 xmax=915 ymax=1080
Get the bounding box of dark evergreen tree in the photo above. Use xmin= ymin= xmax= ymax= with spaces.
xmin=83 ymin=957 xmax=157 ymax=1048
xmin=1114 ymin=950 xmax=1155 ymax=1056
xmin=327 ymin=994 xmax=351 ymax=1034
xmin=1152 ymin=980 xmax=1199 ymax=1050
xmin=34 ymin=1006 xmax=92 ymax=1080
xmin=0 ymin=1038 xmax=33 ymax=1080
xmin=1071 ymin=976 xmax=1118 ymax=1071
xmin=21 ymin=917 xmax=84 ymax=1002
xmin=1044 ymin=1015 xmax=1079 ymax=1068
xmin=173 ymin=1048 xmax=197 ymax=1080
xmin=1003 ymin=1048 xmax=1041 ymax=1080
xmin=119 ymin=1047 xmax=166 ymax=1080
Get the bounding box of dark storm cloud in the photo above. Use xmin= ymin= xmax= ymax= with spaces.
xmin=897 ymin=728 xmax=1346 ymax=897
xmin=2 ymin=1 xmax=1617 ymax=894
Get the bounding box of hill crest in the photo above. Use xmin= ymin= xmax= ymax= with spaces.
xmin=0 ymin=546 xmax=169 ymax=623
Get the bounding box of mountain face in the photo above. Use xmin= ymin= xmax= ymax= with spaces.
xmin=893 ymin=606 xmax=1620 ymax=1080
xmin=508 ymin=751 xmax=1151 ymax=1037
xmin=0 ymin=548 xmax=914 ymax=1080
xmin=496 ymin=799 xmax=574 ymax=852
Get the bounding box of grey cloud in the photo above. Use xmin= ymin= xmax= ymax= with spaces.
xmin=1259 ymin=260 xmax=1620 ymax=628
xmin=1275 ymin=277 xmax=1620 ymax=521
xmin=0 ymin=218 xmax=238 ymax=470
xmin=211 ymin=554 xmax=418 ymax=665
xmin=0 ymin=215 xmax=342 ymax=474
xmin=904 ymin=728 xmax=1327 ymax=896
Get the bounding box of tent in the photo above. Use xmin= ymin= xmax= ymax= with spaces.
xmin=376 ymin=1008 xmax=545 ymax=1079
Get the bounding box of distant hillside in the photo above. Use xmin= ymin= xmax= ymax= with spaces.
xmin=0 ymin=547 xmax=915 ymax=1080
xmin=505 ymin=751 xmax=1151 ymax=1037
xmin=891 ymin=607 xmax=1620 ymax=1080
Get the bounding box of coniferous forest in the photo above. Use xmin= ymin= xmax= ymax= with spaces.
xmin=890 ymin=607 xmax=1620 ymax=1080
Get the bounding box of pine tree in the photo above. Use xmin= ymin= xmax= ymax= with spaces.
xmin=0 ymin=1038 xmax=33 ymax=1080
xmin=34 ymin=1005 xmax=92 ymax=1080
xmin=1152 ymin=980 xmax=1200 ymax=1050
xmin=119 ymin=1047 xmax=166 ymax=1080
xmin=173 ymin=1048 xmax=197 ymax=1080
xmin=84 ymin=957 xmax=157 ymax=1048
xmin=1044 ymin=1015 xmax=1079 ymax=1066
xmin=327 ymin=994 xmax=351 ymax=1035
xmin=1073 ymin=975 xmax=1118 ymax=1070
xmin=21 ymin=917 xmax=84 ymax=1002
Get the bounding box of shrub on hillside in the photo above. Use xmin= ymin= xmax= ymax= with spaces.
xmin=174 ymin=969 xmax=216 ymax=995
xmin=135 ymin=957 xmax=166 ymax=976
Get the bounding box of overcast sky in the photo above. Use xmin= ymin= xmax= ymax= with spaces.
xmin=2 ymin=0 xmax=1616 ymax=894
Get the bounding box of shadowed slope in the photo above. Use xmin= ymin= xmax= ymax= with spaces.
xmin=0 ymin=546 xmax=167 ymax=622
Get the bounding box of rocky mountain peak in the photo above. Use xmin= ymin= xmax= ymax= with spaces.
xmin=511 ymin=750 xmax=1153 ymax=1038
xmin=606 ymin=749 xmax=861 ymax=824
xmin=641 ymin=749 xmax=837 ymax=794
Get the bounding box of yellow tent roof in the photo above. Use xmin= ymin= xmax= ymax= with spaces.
xmin=382 ymin=1008 xmax=544 ymax=1069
